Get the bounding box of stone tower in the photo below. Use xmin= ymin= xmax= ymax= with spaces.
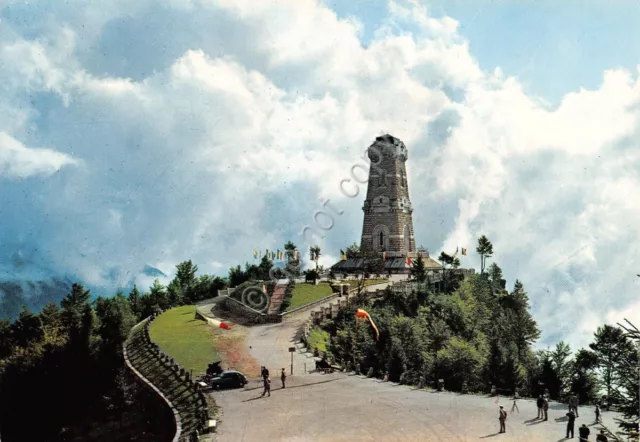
xmin=360 ymin=134 xmax=416 ymax=254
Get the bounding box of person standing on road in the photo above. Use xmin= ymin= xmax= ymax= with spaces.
xmin=510 ymin=391 xmax=520 ymax=414
xmin=566 ymin=410 xmax=576 ymax=439
xmin=595 ymin=404 xmax=601 ymax=423
xmin=536 ymin=395 xmax=544 ymax=419
xmin=578 ymin=423 xmax=590 ymax=441
xmin=543 ymin=396 xmax=549 ymax=421
xmin=570 ymin=394 xmax=580 ymax=417
xmin=261 ymin=377 xmax=271 ymax=397
xmin=596 ymin=429 xmax=608 ymax=441
xmin=281 ymin=368 xmax=286 ymax=389
xmin=498 ymin=406 xmax=508 ymax=433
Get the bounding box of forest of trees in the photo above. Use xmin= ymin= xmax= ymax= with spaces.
xmin=1 ymin=237 xmax=638 ymax=440
xmin=0 ymin=260 xmax=230 ymax=441
xmin=315 ymin=235 xmax=640 ymax=439
xmin=0 ymin=241 xmax=302 ymax=441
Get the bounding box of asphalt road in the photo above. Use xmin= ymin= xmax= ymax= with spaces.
xmin=212 ymin=373 xmax=620 ymax=442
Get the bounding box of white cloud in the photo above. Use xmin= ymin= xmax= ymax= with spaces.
xmin=0 ymin=0 xmax=639 ymax=352
xmin=0 ymin=132 xmax=79 ymax=178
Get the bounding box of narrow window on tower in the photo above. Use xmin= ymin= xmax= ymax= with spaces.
xmin=379 ymin=231 xmax=384 ymax=249
xmin=400 ymin=169 xmax=405 ymax=187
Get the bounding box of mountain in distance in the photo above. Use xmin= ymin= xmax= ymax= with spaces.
xmin=0 ymin=254 xmax=170 ymax=320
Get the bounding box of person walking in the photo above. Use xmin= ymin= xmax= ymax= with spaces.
xmin=578 ymin=423 xmax=590 ymax=441
xmin=594 ymin=404 xmax=601 ymax=423
xmin=510 ymin=391 xmax=520 ymax=414
xmin=536 ymin=395 xmax=544 ymax=419
xmin=566 ymin=410 xmax=576 ymax=439
xmin=543 ymin=396 xmax=549 ymax=421
xmin=570 ymin=394 xmax=580 ymax=417
xmin=280 ymin=368 xmax=286 ymax=389
xmin=498 ymin=406 xmax=508 ymax=433
xmin=595 ymin=429 xmax=608 ymax=442
xmin=261 ymin=377 xmax=271 ymax=397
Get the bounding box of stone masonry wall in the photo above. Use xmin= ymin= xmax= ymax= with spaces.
xmin=360 ymin=135 xmax=416 ymax=253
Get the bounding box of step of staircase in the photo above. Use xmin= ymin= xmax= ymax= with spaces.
xmin=267 ymin=284 xmax=287 ymax=315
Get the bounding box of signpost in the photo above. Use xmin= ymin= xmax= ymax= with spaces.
xmin=289 ymin=346 xmax=295 ymax=375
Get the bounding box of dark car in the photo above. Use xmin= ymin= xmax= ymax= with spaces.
xmin=210 ymin=370 xmax=248 ymax=389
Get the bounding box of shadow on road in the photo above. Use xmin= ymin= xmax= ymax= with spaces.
xmin=240 ymin=376 xmax=345 ymax=395
xmin=479 ymin=432 xmax=500 ymax=438
xmin=242 ymin=396 xmax=268 ymax=402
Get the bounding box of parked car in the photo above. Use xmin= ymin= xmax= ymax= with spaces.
xmin=210 ymin=370 xmax=248 ymax=389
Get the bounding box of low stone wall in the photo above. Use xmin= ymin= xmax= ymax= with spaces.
xmin=124 ymin=316 xmax=182 ymax=442
xmin=219 ymin=296 xmax=268 ymax=323
xmin=300 ymin=287 xmax=388 ymax=341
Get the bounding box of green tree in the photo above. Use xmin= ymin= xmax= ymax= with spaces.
xmin=148 ymin=279 xmax=169 ymax=310
xmin=410 ymin=254 xmax=427 ymax=282
xmin=10 ymin=305 xmax=44 ymax=348
xmin=310 ymin=245 xmax=322 ymax=274
xmin=569 ymin=348 xmax=600 ymax=404
xmin=437 ymin=336 xmax=488 ymax=391
xmin=550 ymin=341 xmax=573 ymax=397
xmin=0 ymin=318 xmax=14 ymax=359
xmin=284 ymin=241 xmax=301 ymax=277
xmin=38 ymin=302 xmax=66 ymax=348
xmin=438 ymin=251 xmax=460 ymax=292
xmin=488 ymin=263 xmax=504 ymax=294
xmin=127 ymin=285 xmax=142 ymax=319
xmin=257 ymin=255 xmax=274 ymax=281
xmin=613 ymin=319 xmax=640 ymax=439
xmin=166 ymin=279 xmax=183 ymax=306
xmin=345 ymin=242 xmax=360 ymax=258
xmin=476 ymin=235 xmax=494 ymax=275
xmin=589 ymin=324 xmax=636 ymax=406
xmin=175 ymin=260 xmax=198 ymax=289
xmin=228 ymin=265 xmax=249 ymax=286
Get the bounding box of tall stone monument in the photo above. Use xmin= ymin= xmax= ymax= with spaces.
xmin=360 ymin=134 xmax=416 ymax=254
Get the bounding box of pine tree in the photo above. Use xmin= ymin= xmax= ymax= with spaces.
xmin=476 ymin=235 xmax=494 ymax=275
xmin=127 ymin=285 xmax=142 ymax=319
xmin=410 ymin=255 xmax=427 ymax=283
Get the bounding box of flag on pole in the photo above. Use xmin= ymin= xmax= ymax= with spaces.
xmin=355 ymin=309 xmax=379 ymax=341
xmin=462 ymin=248 xmax=467 ymax=256
xmin=253 ymin=250 xmax=258 ymax=259
xmin=340 ymin=249 xmax=346 ymax=260
xmin=406 ymin=255 xmax=412 ymax=266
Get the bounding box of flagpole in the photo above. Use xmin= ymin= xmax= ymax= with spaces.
xmin=353 ymin=314 xmax=358 ymax=372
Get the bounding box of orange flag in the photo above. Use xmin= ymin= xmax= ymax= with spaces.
xmin=356 ymin=309 xmax=380 ymax=341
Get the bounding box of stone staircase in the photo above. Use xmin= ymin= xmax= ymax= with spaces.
xmin=266 ymin=283 xmax=287 ymax=315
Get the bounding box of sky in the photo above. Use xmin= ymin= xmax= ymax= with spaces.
xmin=1 ymin=0 xmax=640 ymax=351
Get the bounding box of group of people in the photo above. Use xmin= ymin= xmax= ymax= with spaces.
xmin=498 ymin=390 xmax=609 ymax=441
xmin=260 ymin=366 xmax=287 ymax=397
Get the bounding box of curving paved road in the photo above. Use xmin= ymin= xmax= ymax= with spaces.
xmin=209 ymin=283 xmax=622 ymax=441
xmin=213 ymin=374 xmax=621 ymax=441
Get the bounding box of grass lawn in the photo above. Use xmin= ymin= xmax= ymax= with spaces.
xmin=286 ymin=279 xmax=390 ymax=311
xmin=149 ymin=305 xmax=218 ymax=374
xmin=287 ymin=283 xmax=333 ymax=311
xmin=343 ymin=278 xmax=389 ymax=290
